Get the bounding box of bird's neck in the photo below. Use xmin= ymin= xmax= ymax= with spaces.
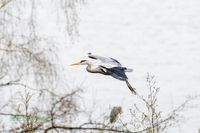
xmin=85 ymin=63 xmax=99 ymax=73
xmin=86 ymin=62 xmax=91 ymax=68
xmin=86 ymin=64 xmax=95 ymax=73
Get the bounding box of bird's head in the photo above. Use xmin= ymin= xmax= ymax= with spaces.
xmin=70 ymin=60 xmax=88 ymax=66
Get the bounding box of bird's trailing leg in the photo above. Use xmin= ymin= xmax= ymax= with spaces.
xmin=125 ymin=80 xmax=137 ymax=95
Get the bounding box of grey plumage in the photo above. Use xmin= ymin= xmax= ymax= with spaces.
xmin=88 ymin=53 xmax=122 ymax=67
xmin=70 ymin=53 xmax=137 ymax=94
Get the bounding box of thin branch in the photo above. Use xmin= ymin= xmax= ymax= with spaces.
xmin=0 ymin=79 xmax=20 ymax=88
xmin=0 ymin=0 xmax=12 ymax=10
xmin=44 ymin=125 xmax=133 ymax=133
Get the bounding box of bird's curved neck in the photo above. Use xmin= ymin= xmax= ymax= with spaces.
xmin=85 ymin=62 xmax=91 ymax=68
xmin=86 ymin=63 xmax=96 ymax=73
xmin=86 ymin=63 xmax=108 ymax=75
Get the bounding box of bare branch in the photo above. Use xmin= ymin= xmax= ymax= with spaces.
xmin=0 ymin=0 xmax=12 ymax=10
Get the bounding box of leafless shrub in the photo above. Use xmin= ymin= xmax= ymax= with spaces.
xmin=59 ymin=0 xmax=85 ymax=40
xmin=0 ymin=0 xmax=85 ymax=132
xmin=126 ymin=73 xmax=199 ymax=133
xmin=0 ymin=86 xmax=82 ymax=132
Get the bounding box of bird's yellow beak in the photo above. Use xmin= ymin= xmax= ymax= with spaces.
xmin=69 ymin=61 xmax=81 ymax=66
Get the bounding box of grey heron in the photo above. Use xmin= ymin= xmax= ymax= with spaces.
xmin=70 ymin=53 xmax=137 ymax=94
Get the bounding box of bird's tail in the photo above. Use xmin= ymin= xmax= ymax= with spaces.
xmin=125 ymin=80 xmax=137 ymax=95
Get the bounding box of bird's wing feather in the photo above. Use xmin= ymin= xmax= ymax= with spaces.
xmin=88 ymin=53 xmax=121 ymax=67
xmin=106 ymin=67 xmax=128 ymax=81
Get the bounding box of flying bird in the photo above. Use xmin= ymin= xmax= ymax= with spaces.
xmin=70 ymin=53 xmax=137 ymax=94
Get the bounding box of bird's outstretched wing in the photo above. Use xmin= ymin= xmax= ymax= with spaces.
xmin=104 ymin=67 xmax=137 ymax=94
xmin=88 ymin=53 xmax=121 ymax=67
xmin=106 ymin=67 xmax=128 ymax=81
